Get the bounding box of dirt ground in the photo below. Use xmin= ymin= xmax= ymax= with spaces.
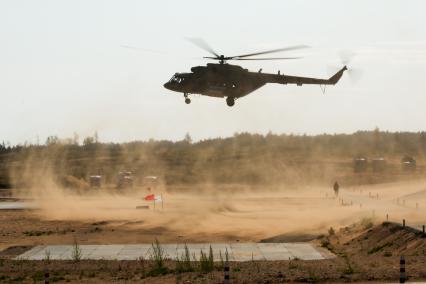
xmin=1 ymin=179 xmax=426 ymax=248
xmin=0 ymin=180 xmax=426 ymax=282
xmin=0 ymin=222 xmax=426 ymax=283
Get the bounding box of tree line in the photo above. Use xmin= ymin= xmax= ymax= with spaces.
xmin=1 ymin=129 xmax=426 ymax=187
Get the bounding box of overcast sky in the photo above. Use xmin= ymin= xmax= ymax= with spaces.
xmin=1 ymin=0 xmax=426 ymax=145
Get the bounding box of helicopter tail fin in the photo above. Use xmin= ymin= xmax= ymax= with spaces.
xmin=328 ymin=66 xmax=348 ymax=85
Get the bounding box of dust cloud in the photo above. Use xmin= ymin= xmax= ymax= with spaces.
xmin=6 ymin=144 xmax=426 ymax=242
xmin=11 ymin=173 xmax=426 ymax=242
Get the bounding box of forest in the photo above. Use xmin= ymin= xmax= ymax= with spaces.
xmin=1 ymin=129 xmax=425 ymax=188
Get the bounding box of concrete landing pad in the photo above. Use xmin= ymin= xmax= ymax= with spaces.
xmin=0 ymin=202 xmax=37 ymax=210
xmin=15 ymin=243 xmax=328 ymax=261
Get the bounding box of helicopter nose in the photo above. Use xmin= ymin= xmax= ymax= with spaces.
xmin=163 ymin=82 xmax=171 ymax=90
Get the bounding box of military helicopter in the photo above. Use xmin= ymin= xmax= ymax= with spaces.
xmin=163 ymin=39 xmax=347 ymax=107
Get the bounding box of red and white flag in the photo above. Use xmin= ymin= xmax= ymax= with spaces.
xmin=144 ymin=194 xmax=155 ymax=201
xmin=144 ymin=194 xmax=162 ymax=202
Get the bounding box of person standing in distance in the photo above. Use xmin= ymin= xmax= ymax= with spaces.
xmin=333 ymin=181 xmax=340 ymax=197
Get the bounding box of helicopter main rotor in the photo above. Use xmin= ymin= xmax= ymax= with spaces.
xmin=186 ymin=38 xmax=309 ymax=64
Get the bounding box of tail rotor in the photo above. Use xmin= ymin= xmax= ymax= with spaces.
xmin=328 ymin=50 xmax=363 ymax=83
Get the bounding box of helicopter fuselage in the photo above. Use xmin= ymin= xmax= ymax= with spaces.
xmin=164 ymin=63 xmax=268 ymax=98
xmin=164 ymin=62 xmax=347 ymax=106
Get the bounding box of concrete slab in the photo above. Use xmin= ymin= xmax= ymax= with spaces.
xmin=16 ymin=245 xmax=46 ymax=260
xmin=88 ymin=245 xmax=125 ymax=260
xmin=118 ymin=244 xmax=150 ymax=260
xmin=15 ymin=243 xmax=331 ymax=261
xmin=231 ymin=243 xmax=262 ymax=261
xmin=258 ymin=243 xmax=293 ymax=261
xmin=0 ymin=202 xmax=38 ymax=210
xmin=283 ymin=243 xmax=325 ymax=260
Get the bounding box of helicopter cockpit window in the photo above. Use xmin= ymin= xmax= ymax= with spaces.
xmin=169 ymin=74 xmax=184 ymax=84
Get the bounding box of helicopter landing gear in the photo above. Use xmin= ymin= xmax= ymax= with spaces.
xmin=226 ymin=96 xmax=235 ymax=107
xmin=184 ymin=93 xmax=191 ymax=104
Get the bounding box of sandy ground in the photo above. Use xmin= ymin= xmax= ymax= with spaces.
xmin=1 ymin=180 xmax=426 ymax=282
xmin=1 ymin=179 xmax=426 ymax=250
xmin=1 ymin=222 xmax=426 ymax=283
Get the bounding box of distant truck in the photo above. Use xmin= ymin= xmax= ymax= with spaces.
xmin=401 ymin=156 xmax=416 ymax=171
xmin=89 ymin=175 xmax=102 ymax=188
xmin=353 ymin=157 xmax=368 ymax=173
xmin=117 ymin=171 xmax=133 ymax=189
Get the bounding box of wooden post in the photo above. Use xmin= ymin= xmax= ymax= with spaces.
xmin=223 ymin=260 xmax=230 ymax=284
xmin=386 ymin=214 xmax=388 ymax=221
xmin=44 ymin=271 xmax=49 ymax=284
xmin=422 ymin=225 xmax=425 ymax=234
xmin=400 ymin=256 xmax=406 ymax=283
xmin=402 ymin=219 xmax=405 ymax=228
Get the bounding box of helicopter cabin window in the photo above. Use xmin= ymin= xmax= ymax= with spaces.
xmin=169 ymin=74 xmax=184 ymax=84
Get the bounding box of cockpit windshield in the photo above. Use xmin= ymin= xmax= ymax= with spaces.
xmin=168 ymin=73 xmax=184 ymax=84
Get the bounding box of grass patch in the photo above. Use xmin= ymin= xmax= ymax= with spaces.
xmin=320 ymin=236 xmax=336 ymax=253
xmin=23 ymin=230 xmax=54 ymax=237
xmin=71 ymin=237 xmax=82 ymax=262
xmin=199 ymin=246 xmax=214 ymax=273
xmin=44 ymin=249 xmax=51 ymax=263
xmin=383 ymin=251 xmax=392 ymax=257
xmin=307 ymin=268 xmax=319 ymax=282
xmin=175 ymin=244 xmax=193 ymax=273
xmin=288 ymin=260 xmax=298 ymax=270
xmin=147 ymin=239 xmax=169 ymax=277
xmin=390 ymin=225 xmax=403 ymax=233
xmin=10 ymin=276 xmax=25 ymax=282
xmin=216 ymin=250 xmax=225 ymax=271
xmin=341 ymin=253 xmax=355 ymax=275
xmin=368 ymin=243 xmax=392 ymax=254
xmin=31 ymin=271 xmax=44 ymax=282
xmin=360 ymin=218 xmax=374 ymax=230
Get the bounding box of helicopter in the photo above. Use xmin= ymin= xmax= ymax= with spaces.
xmin=163 ymin=39 xmax=348 ymax=107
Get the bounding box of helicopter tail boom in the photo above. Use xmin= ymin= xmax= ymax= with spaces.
xmin=260 ymin=65 xmax=347 ymax=86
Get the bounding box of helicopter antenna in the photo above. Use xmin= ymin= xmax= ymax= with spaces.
xmin=186 ymin=38 xmax=309 ymax=64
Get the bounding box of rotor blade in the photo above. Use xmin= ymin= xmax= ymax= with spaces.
xmin=234 ymin=57 xmax=302 ymax=60
xmin=229 ymin=45 xmax=310 ymax=59
xmin=186 ymin=37 xmax=219 ymax=58
xmin=327 ymin=65 xmax=363 ymax=83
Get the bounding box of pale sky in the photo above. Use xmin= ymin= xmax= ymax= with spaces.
xmin=1 ymin=0 xmax=426 ymax=145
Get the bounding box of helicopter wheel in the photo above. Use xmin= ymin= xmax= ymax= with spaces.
xmin=226 ymin=96 xmax=235 ymax=107
xmin=185 ymin=98 xmax=191 ymax=104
